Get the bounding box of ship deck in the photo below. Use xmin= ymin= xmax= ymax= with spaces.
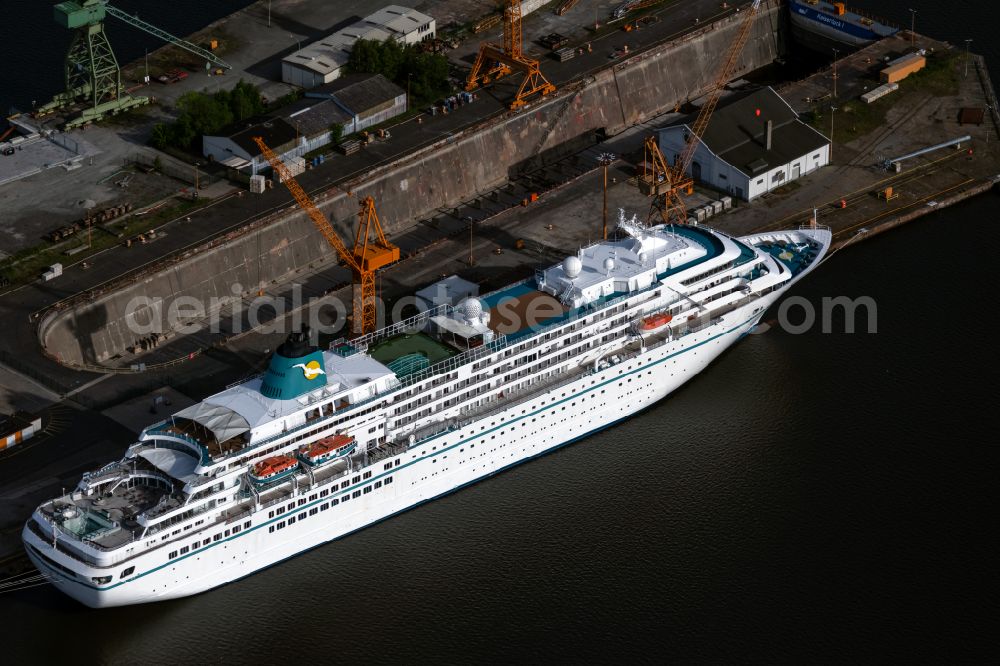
xmin=477 ymin=225 xmax=726 ymax=341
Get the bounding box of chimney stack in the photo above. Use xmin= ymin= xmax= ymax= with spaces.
xmin=765 ymin=119 xmax=773 ymax=151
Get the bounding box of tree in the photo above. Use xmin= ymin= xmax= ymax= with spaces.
xmin=177 ymin=91 xmax=233 ymax=138
xmin=170 ymin=114 xmax=197 ymax=150
xmin=150 ymin=123 xmax=171 ymax=150
xmin=329 ymin=123 xmax=344 ymax=144
xmin=229 ymin=79 xmax=265 ymax=121
xmin=346 ymin=39 xmax=451 ymax=108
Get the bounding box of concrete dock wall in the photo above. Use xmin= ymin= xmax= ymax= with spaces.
xmin=40 ymin=1 xmax=786 ymax=366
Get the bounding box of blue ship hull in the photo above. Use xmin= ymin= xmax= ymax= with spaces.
xmin=789 ymin=0 xmax=898 ymax=49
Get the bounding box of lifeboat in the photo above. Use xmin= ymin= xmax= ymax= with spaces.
xmin=639 ymin=312 xmax=673 ymax=332
xmin=297 ymin=434 xmax=356 ymax=467
xmin=249 ymin=455 xmax=299 ymax=484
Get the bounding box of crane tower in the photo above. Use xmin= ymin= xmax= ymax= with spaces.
xmin=466 ymin=0 xmax=556 ymax=110
xmin=38 ymin=0 xmax=232 ymax=129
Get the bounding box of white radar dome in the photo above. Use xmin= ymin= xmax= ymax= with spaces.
xmin=563 ymin=256 xmax=583 ymax=278
xmin=462 ymin=298 xmax=483 ymax=319
xmin=603 ymin=257 xmax=616 ymax=273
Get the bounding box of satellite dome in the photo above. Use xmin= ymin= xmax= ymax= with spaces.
xmin=603 ymin=257 xmax=616 ymax=273
xmin=563 ymin=255 xmax=583 ymax=278
xmin=462 ymin=298 xmax=483 ymax=319
xmin=638 ymin=251 xmax=649 ymax=264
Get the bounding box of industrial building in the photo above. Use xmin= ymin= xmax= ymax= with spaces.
xmin=203 ymin=74 xmax=407 ymax=173
xmin=657 ymin=87 xmax=830 ymax=201
xmin=304 ymin=74 xmax=407 ymax=135
xmin=281 ymin=5 xmax=435 ymax=88
xmin=202 ymin=117 xmax=299 ymax=175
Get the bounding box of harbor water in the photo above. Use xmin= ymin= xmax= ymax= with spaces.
xmin=1 ymin=0 xmax=995 ymax=660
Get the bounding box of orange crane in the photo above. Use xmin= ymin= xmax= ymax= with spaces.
xmin=466 ymin=0 xmax=556 ymax=110
xmin=253 ymin=137 xmax=399 ymax=335
xmin=641 ymin=0 xmax=762 ymax=224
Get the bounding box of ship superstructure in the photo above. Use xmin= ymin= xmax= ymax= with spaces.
xmin=24 ymin=216 xmax=831 ymax=607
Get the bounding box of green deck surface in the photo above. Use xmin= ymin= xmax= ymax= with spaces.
xmin=369 ymin=332 xmax=456 ymax=369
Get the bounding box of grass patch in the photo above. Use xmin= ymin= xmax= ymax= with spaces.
xmin=806 ymin=95 xmax=890 ymax=141
xmin=0 ymin=198 xmax=208 ymax=289
xmin=903 ymin=49 xmax=962 ymax=96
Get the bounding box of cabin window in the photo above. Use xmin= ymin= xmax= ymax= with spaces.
xmin=352 ymin=490 xmax=361 ymax=498
xmin=169 ymin=551 xmax=178 ymax=559
xmin=180 ymin=546 xmax=189 ymax=555
xmin=120 ymin=566 xmax=135 ymax=579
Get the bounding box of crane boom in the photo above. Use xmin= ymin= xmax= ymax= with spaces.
xmin=104 ymin=3 xmax=232 ymax=69
xmin=643 ymin=0 xmax=762 ymax=225
xmin=676 ymin=0 xmax=761 ymax=175
xmin=253 ymin=137 xmax=361 ymax=274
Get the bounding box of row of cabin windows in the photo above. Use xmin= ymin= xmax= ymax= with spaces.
xmin=266 ymin=477 xmax=395 ymax=533
xmin=392 ymin=306 xmax=629 ymax=415
xmin=393 ymin=317 xmax=637 ymax=428
xmin=680 ymin=260 xmax=735 ymax=287
xmin=168 ymin=521 xmax=252 ymax=560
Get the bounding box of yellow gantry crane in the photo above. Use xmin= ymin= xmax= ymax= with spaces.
xmin=253 ymin=137 xmax=400 ymax=335
xmin=641 ymin=0 xmax=762 ymax=224
xmin=466 ymin=0 xmax=556 ymax=110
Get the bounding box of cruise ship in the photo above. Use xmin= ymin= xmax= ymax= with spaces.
xmin=24 ymin=215 xmax=831 ymax=608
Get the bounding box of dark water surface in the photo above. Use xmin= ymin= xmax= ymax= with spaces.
xmin=3 ymin=0 xmax=997 ymax=661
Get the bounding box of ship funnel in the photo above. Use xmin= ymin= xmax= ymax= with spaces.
xmin=259 ymin=326 xmax=328 ymax=400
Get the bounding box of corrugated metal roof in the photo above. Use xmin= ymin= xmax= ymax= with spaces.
xmin=306 ymin=73 xmax=405 ymax=115
xmin=279 ymin=98 xmax=353 ymax=136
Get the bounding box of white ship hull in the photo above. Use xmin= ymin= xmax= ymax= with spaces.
xmin=27 ymin=297 xmax=769 ymax=608
xmin=25 ymin=224 xmax=831 ymax=608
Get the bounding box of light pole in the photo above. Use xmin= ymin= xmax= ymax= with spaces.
xmin=597 ymin=152 xmax=615 ymax=240
xmin=908 ymin=8 xmax=916 ymax=48
xmin=194 ymin=162 xmax=200 ymax=190
xmin=832 ymin=48 xmax=839 ymax=98
xmin=829 ymin=105 xmax=836 ymax=162
xmin=965 ymin=39 xmax=973 ymax=77
xmin=267 ymin=0 xmax=271 ymax=28
xmin=407 ymin=72 xmax=412 ymax=111
xmin=465 ymin=216 xmax=475 ymax=266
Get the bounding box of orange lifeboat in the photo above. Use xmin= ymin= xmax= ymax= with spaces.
xmin=639 ymin=312 xmax=673 ymax=331
xmin=249 ymin=454 xmax=298 ymax=484
xmin=297 ymin=434 xmax=356 ymax=467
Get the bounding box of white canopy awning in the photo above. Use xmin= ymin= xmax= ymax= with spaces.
xmin=220 ymin=155 xmax=251 ymax=169
xmin=139 ymin=448 xmax=199 ymax=484
xmin=174 ymin=402 xmax=250 ymax=443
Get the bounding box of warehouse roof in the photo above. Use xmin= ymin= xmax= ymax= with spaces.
xmin=279 ymin=98 xmax=352 ymax=137
xmin=306 ymin=74 xmax=405 ymax=115
xmin=223 ymin=117 xmax=298 ymax=156
xmin=364 ymin=5 xmax=434 ymax=37
xmin=660 ymin=87 xmax=829 ymax=177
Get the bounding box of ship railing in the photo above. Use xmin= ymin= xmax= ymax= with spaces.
xmin=226 ymin=372 xmax=262 ymax=389
xmin=343 ymin=304 xmax=452 ymax=351
xmin=398 ymin=334 xmax=508 ymax=388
